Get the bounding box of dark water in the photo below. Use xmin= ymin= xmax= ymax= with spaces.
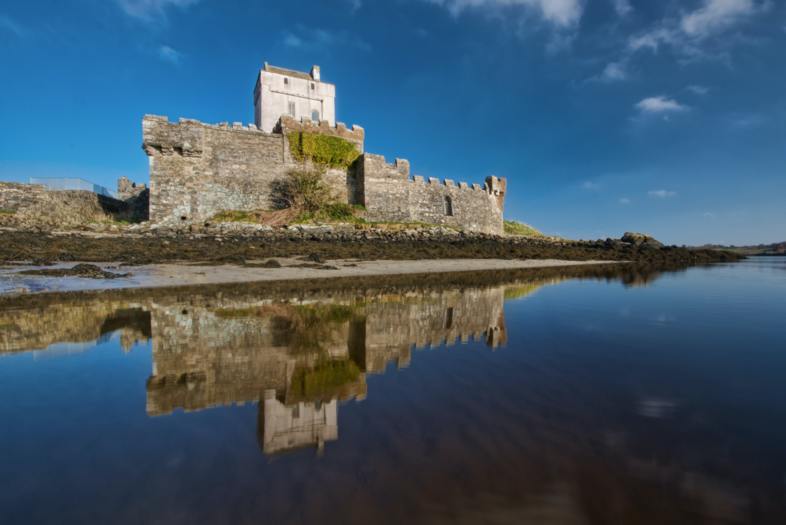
xmin=1 ymin=258 xmax=785 ymax=524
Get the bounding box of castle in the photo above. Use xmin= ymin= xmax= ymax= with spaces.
xmin=143 ymin=63 xmax=507 ymax=234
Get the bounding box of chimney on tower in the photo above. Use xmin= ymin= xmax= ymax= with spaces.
xmin=310 ymin=65 xmax=321 ymax=81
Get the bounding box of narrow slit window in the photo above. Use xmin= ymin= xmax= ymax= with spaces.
xmin=311 ymin=110 xmax=320 ymax=122
xmin=444 ymin=196 xmax=454 ymax=216
xmin=284 ymin=77 xmax=289 ymax=86
xmin=288 ymin=101 xmax=296 ymax=117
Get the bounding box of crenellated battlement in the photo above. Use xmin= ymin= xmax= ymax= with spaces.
xmin=359 ymin=153 xmax=507 ymax=234
xmin=362 ymin=153 xmax=502 ymax=197
xmin=278 ymin=115 xmax=365 ymax=151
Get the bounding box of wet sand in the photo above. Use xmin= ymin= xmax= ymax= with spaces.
xmin=0 ymin=258 xmax=618 ymax=296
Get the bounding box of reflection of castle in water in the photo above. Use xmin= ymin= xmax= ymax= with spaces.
xmin=145 ymin=287 xmax=508 ymax=455
xmin=0 ymin=274 xmax=576 ymax=455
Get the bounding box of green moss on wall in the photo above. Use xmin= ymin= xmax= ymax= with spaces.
xmin=287 ymin=131 xmax=360 ymax=169
xmin=288 ymin=358 xmax=362 ymax=402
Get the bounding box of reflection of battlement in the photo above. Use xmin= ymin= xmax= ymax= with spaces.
xmin=358 ymin=287 xmax=507 ymax=373
xmin=0 ymin=303 xmax=150 ymax=354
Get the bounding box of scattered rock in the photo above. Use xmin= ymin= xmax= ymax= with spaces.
xmin=259 ymin=259 xmax=282 ymax=268
xmin=19 ymin=263 xmax=130 ymax=279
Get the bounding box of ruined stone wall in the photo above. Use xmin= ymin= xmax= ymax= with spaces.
xmin=359 ymin=154 xmax=506 ymax=235
xmin=0 ymin=182 xmax=132 ymax=228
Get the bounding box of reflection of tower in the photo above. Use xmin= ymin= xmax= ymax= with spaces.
xmin=486 ymin=311 xmax=507 ymax=349
xmin=259 ymin=389 xmax=338 ymax=456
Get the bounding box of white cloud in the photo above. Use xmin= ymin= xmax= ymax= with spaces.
xmin=581 ymin=181 xmax=600 ymax=190
xmin=611 ymin=0 xmax=633 ymax=17
xmin=648 ymin=189 xmax=677 ymax=198
xmin=282 ymin=27 xmax=371 ymax=52
xmin=158 ymin=45 xmax=182 ymax=64
xmin=116 ymin=0 xmax=200 ymax=22
xmin=0 ymin=14 xmax=26 ymax=37
xmin=347 ymin=0 xmax=362 ymax=12
xmin=283 ymin=33 xmax=303 ymax=48
xmin=635 ymin=96 xmax=689 ymax=114
xmin=687 ymin=84 xmax=709 ymax=95
xmin=427 ymin=0 xmax=584 ymax=28
xmin=681 ymin=0 xmax=759 ymax=39
xmin=597 ymin=61 xmax=627 ymax=82
xmin=628 ymin=0 xmax=767 ymax=57
xmin=619 ymin=197 xmax=631 ymax=205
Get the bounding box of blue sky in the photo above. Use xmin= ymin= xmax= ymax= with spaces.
xmin=1 ymin=0 xmax=784 ymax=245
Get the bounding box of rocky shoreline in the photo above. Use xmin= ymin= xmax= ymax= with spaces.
xmin=0 ymin=224 xmax=741 ymax=267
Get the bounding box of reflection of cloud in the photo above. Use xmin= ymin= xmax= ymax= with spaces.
xmin=637 ymin=397 xmax=677 ymax=419
xmin=652 ymin=313 xmax=676 ymax=325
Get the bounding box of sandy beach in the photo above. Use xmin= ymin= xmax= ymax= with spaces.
xmin=0 ymin=258 xmax=619 ymax=296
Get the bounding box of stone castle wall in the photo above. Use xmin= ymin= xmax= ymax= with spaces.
xmin=359 ymin=154 xmax=505 ymax=234
xmin=142 ymin=115 xmax=506 ymax=233
xmin=143 ymin=115 xmax=361 ymax=224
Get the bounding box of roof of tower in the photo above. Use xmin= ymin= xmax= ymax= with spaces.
xmin=263 ymin=62 xmax=316 ymax=81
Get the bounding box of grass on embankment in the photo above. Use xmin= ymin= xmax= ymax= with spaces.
xmin=503 ymin=220 xmax=544 ymax=238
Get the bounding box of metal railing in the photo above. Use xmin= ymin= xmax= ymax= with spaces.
xmin=28 ymin=177 xmax=116 ymax=198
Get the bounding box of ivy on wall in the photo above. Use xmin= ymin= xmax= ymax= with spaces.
xmin=287 ymin=131 xmax=360 ymax=169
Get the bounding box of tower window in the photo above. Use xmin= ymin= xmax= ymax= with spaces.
xmin=311 ymin=110 xmax=320 ymax=122
xmin=288 ymin=102 xmax=296 ymax=117
xmin=283 ymin=77 xmax=289 ymax=86
xmin=444 ymin=196 xmax=453 ymax=216
xmin=310 ymin=83 xmax=315 ymax=90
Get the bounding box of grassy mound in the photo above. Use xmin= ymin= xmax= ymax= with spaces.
xmin=503 ymin=220 xmax=544 ymax=237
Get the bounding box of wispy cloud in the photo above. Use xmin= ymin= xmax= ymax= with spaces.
xmin=687 ymin=84 xmax=710 ymax=95
xmin=0 ymin=14 xmax=26 ymax=37
xmin=681 ymin=0 xmax=761 ymax=38
xmin=346 ymin=0 xmax=362 ymax=13
xmin=619 ymin=197 xmax=631 ymax=205
xmin=611 ymin=0 xmax=633 ymax=17
xmin=426 ymin=0 xmax=584 ymax=28
xmin=157 ymin=45 xmax=182 ymax=64
xmin=648 ymin=189 xmax=677 ymax=198
xmin=581 ymin=181 xmax=601 ymax=191
xmin=282 ymin=26 xmax=371 ymax=52
xmin=592 ymin=60 xmax=628 ymax=82
xmin=635 ymin=96 xmax=689 ymax=114
xmin=727 ymin=111 xmax=766 ymax=129
xmin=628 ymin=0 xmax=768 ymax=58
xmin=116 ymin=0 xmax=200 ymax=22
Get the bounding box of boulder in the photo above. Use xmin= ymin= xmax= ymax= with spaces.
xmin=621 ymin=232 xmax=663 ymax=248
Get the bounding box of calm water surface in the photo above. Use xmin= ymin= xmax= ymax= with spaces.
xmin=1 ymin=258 xmax=785 ymax=524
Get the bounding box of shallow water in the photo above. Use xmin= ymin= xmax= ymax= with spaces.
xmin=1 ymin=258 xmax=785 ymax=524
